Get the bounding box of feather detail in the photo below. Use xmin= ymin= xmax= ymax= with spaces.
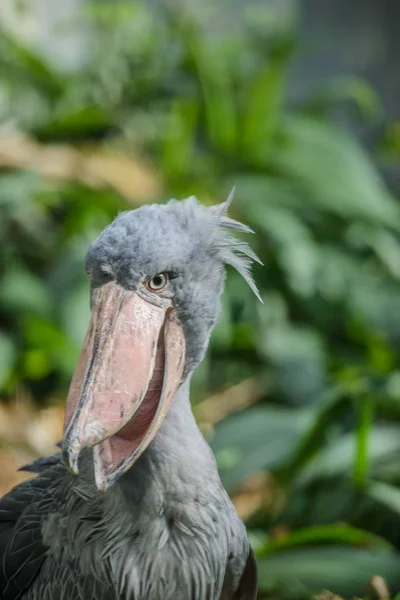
xmin=211 ymin=188 xmax=263 ymax=302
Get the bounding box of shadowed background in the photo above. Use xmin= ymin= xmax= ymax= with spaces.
xmin=1 ymin=1 xmax=400 ymax=598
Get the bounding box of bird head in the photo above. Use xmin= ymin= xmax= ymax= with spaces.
xmin=62 ymin=192 xmax=261 ymax=491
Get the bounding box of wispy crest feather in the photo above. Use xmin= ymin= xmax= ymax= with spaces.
xmin=167 ymin=189 xmax=262 ymax=302
xmin=210 ymin=188 xmax=263 ymax=303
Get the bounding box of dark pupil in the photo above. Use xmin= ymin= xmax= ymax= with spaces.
xmin=152 ymin=275 xmax=163 ymax=287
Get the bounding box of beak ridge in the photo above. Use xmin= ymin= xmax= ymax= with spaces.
xmin=62 ymin=282 xmax=185 ymax=488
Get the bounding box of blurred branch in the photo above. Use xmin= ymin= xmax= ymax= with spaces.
xmin=0 ymin=393 xmax=63 ymax=456
xmin=313 ymin=575 xmax=391 ymax=599
xmin=232 ymin=473 xmax=272 ymax=521
xmin=313 ymin=593 xmax=353 ymax=600
xmin=367 ymin=576 xmax=391 ymax=599
xmin=195 ymin=376 xmax=265 ymax=427
xmin=0 ymin=131 xmax=162 ymax=203
xmin=0 ymin=389 xmax=63 ymax=495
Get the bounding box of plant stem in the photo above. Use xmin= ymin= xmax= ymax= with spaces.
xmin=353 ymin=395 xmax=374 ymax=488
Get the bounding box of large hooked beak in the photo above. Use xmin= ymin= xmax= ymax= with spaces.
xmin=62 ymin=281 xmax=185 ymax=491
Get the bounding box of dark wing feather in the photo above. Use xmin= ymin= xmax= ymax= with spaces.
xmin=18 ymin=453 xmax=62 ymax=473
xmin=0 ymin=457 xmax=60 ymax=600
xmin=29 ymin=557 xmax=117 ymax=600
xmin=233 ymin=546 xmax=258 ymax=600
xmin=0 ymin=454 xmax=116 ymax=600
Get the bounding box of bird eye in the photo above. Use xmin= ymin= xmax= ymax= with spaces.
xmin=147 ymin=273 xmax=168 ymax=292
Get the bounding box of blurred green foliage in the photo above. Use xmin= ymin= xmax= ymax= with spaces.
xmin=1 ymin=2 xmax=400 ymax=598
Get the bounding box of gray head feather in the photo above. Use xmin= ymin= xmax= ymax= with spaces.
xmin=207 ymin=189 xmax=263 ymax=302
xmin=85 ymin=192 xmax=261 ymax=372
xmin=170 ymin=189 xmax=262 ymax=301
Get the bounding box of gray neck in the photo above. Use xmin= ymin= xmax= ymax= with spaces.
xmin=117 ymin=378 xmax=221 ymax=508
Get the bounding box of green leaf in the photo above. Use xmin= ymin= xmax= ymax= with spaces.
xmin=0 ymin=172 xmax=39 ymax=211
xmin=211 ymin=406 xmax=313 ymax=490
xmin=241 ymin=57 xmax=287 ymax=164
xmin=34 ymin=105 xmax=116 ymax=141
xmin=0 ymin=331 xmax=16 ymax=388
xmin=297 ymin=426 xmax=400 ymax=486
xmin=60 ymin=283 xmax=91 ymax=348
xmin=0 ymin=267 xmax=52 ymax=317
xmin=283 ymin=390 xmax=348 ymax=476
xmin=23 ymin=315 xmax=77 ymax=379
xmin=211 ymin=292 xmax=233 ymax=350
xmin=367 ymin=480 xmax=400 ymax=516
xmin=232 ymin=175 xmax=301 ymax=212
xmin=248 ymin=203 xmax=319 ymax=298
xmin=353 ymin=395 xmax=375 ymax=488
xmin=308 ymin=75 xmax=383 ymax=122
xmin=160 ymin=99 xmax=199 ymax=180
xmin=272 ymin=116 xmax=400 ymax=227
xmin=257 ymin=546 xmax=400 ymax=598
xmin=0 ymin=173 xmax=53 ymax=254
xmin=259 ymin=325 xmax=327 ymax=405
xmin=23 ymin=348 xmax=51 ymax=380
xmin=174 ymin=13 xmax=237 ymax=153
xmin=258 ymin=524 xmax=394 ymax=556
xmin=0 ymin=27 xmax=65 ymax=99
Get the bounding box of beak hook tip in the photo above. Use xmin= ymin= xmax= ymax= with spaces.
xmin=62 ymin=437 xmax=81 ymax=475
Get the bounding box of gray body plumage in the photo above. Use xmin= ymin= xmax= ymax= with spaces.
xmin=0 ymin=196 xmax=259 ymax=600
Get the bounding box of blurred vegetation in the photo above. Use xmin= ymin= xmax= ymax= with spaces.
xmin=1 ymin=1 xmax=400 ymax=598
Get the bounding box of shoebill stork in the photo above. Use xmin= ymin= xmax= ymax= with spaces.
xmin=0 ymin=194 xmax=261 ymax=600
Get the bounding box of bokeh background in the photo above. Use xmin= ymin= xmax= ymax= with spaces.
xmin=1 ymin=1 xmax=400 ymax=598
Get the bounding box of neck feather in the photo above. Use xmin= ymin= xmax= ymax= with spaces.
xmin=117 ymin=377 xmax=221 ymax=505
